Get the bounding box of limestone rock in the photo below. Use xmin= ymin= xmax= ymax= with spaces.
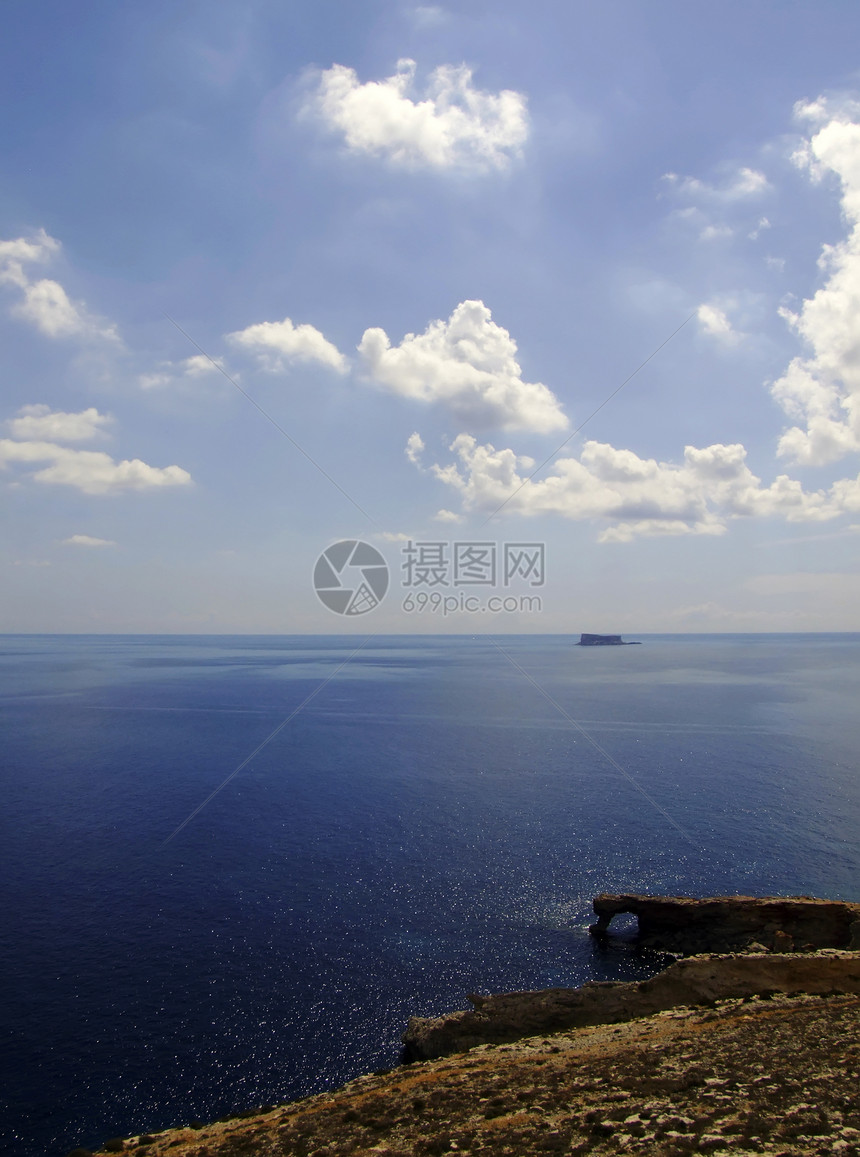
xmin=588 ymin=892 xmax=860 ymax=954
xmin=402 ymin=950 xmax=860 ymax=1060
xmin=96 ymin=992 xmax=860 ymax=1157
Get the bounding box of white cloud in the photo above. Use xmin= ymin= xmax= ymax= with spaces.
xmin=0 ymin=228 xmax=60 ymax=288
xmin=794 ymin=97 xmax=833 ymax=125
xmin=794 ymin=94 xmax=860 ymax=133
xmin=228 ymin=316 xmax=347 ymax=373
xmin=7 ymin=404 xmax=113 ymax=442
xmin=749 ymin=216 xmax=771 ymax=240
xmin=433 ymin=508 xmax=463 ymax=523
xmin=138 ymin=371 xmax=173 ymax=390
xmin=663 ymin=167 xmax=770 ymax=249
xmin=664 ymin=166 xmax=770 ymax=201
xmin=697 ymin=303 xmax=738 ymax=342
xmin=2 ymin=402 xmax=191 ymax=495
xmin=771 ymin=104 xmax=860 ymax=465
xmin=138 ymin=354 xmax=226 ymax=390
xmin=183 ymin=354 xmax=222 ymax=376
xmin=405 ymin=431 xmax=425 ymax=464
xmin=411 ymin=5 xmax=448 ymax=28
xmin=306 ymin=58 xmax=528 ymax=171
xmin=359 ymin=300 xmax=568 ymax=434
xmin=0 ymin=229 xmax=119 ymax=342
xmin=424 ymin=433 xmax=858 ymax=541
xmin=0 ymin=439 xmax=191 ymax=494
xmin=62 ymin=534 xmax=116 ymax=547
xmin=15 ymin=278 xmax=92 ymax=338
xmin=731 ymin=168 xmax=770 ymax=197
xmin=699 ymin=224 xmax=733 ymax=241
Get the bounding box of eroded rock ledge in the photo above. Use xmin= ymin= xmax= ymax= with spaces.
xmin=589 ymin=893 xmax=860 ymax=955
xmin=402 ymin=950 xmax=860 ymax=1061
xmin=80 ymin=992 xmax=860 ymax=1156
xmin=73 ymin=894 xmax=860 ymax=1156
xmin=403 ymin=895 xmax=860 ymax=1062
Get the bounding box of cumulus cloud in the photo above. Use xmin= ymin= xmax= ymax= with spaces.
xmin=359 ymin=300 xmax=568 ymax=434
xmin=411 ymin=5 xmax=449 ymax=28
xmin=228 ymin=316 xmax=347 ymax=373
xmin=139 ymin=354 xmax=227 ymax=390
xmin=7 ymin=404 xmax=113 ymax=442
xmin=0 ymin=439 xmax=192 ymax=494
xmin=662 ymin=167 xmax=770 ymax=247
xmin=771 ymin=101 xmax=860 ymax=465
xmin=663 ymin=166 xmax=770 ymax=201
xmin=15 ymin=278 xmax=94 ymax=338
xmin=699 ymin=224 xmax=733 ymax=242
xmin=0 ymin=229 xmax=119 ymax=342
xmin=405 ymin=431 xmax=425 ymax=464
xmin=423 ymin=434 xmax=858 ymax=542
xmin=697 ymin=303 xmax=738 ymax=342
xmin=749 ymin=216 xmax=771 ymax=240
xmin=305 ymin=58 xmax=528 ymax=171
xmin=62 ymin=534 xmax=116 ymax=547
xmin=1 ymin=404 xmax=191 ymax=494
xmin=183 ymin=354 xmax=222 ymax=376
xmin=0 ymin=228 xmax=60 ymax=287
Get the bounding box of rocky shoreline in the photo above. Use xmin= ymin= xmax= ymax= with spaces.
xmin=587 ymin=893 xmax=860 ymax=955
xmin=70 ymin=895 xmax=860 ymax=1156
xmin=401 ymin=950 xmax=860 ymax=1062
xmin=402 ymin=894 xmax=860 ymax=1062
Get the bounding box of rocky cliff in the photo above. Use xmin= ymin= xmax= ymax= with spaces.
xmin=75 ymin=991 xmax=860 ymax=1156
xmin=578 ymin=634 xmax=639 ymax=645
xmin=70 ymin=895 xmax=860 ymax=1157
xmin=402 ymin=950 xmax=860 ymax=1061
xmin=401 ymin=894 xmax=860 ymax=1062
xmin=589 ymin=893 xmax=860 ymax=955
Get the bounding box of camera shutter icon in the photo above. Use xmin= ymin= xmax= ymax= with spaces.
xmin=313 ymin=540 xmax=389 ymax=616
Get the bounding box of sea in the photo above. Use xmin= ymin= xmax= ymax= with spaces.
xmin=1 ymin=633 xmax=859 ymax=1157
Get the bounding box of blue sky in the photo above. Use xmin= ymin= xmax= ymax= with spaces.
xmin=2 ymin=0 xmax=860 ymax=632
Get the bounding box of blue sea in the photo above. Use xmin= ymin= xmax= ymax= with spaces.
xmin=2 ymin=633 xmax=859 ymax=1157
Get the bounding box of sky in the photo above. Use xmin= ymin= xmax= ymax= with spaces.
xmin=2 ymin=0 xmax=860 ymax=633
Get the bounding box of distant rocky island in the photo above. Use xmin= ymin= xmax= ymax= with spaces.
xmin=578 ymin=633 xmax=641 ymax=646
xmin=78 ymin=894 xmax=860 ymax=1157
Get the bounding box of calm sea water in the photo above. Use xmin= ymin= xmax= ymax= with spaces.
xmin=1 ymin=633 xmax=859 ymax=1156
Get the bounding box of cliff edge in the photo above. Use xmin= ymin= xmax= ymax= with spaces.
xmin=589 ymin=893 xmax=860 ymax=955
xmin=70 ymin=894 xmax=860 ymax=1157
xmin=402 ymin=950 xmax=860 ymax=1061
xmin=74 ymin=990 xmax=860 ymax=1156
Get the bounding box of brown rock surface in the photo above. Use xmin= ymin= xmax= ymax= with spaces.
xmin=70 ymin=897 xmax=860 ymax=1156
xmin=402 ymin=951 xmax=860 ymax=1060
xmin=78 ymin=992 xmax=860 ymax=1156
xmin=589 ymin=894 xmax=860 ymax=955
